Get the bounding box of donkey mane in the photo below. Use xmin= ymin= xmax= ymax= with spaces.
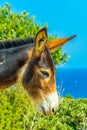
xmin=0 ymin=37 xmax=34 ymax=49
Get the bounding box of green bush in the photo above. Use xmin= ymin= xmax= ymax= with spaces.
xmin=0 ymin=3 xmax=69 ymax=65
xmin=0 ymin=85 xmax=87 ymax=130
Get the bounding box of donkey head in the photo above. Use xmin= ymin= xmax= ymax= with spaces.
xmin=22 ymin=28 xmax=76 ymax=115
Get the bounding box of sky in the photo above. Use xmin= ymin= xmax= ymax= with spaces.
xmin=0 ymin=0 xmax=87 ymax=69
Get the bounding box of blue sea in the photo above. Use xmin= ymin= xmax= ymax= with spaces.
xmin=56 ymin=68 xmax=87 ymax=98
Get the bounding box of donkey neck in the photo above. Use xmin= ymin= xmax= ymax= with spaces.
xmin=0 ymin=44 xmax=33 ymax=62
xmin=0 ymin=44 xmax=34 ymax=90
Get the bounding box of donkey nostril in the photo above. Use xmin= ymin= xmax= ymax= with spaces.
xmin=52 ymin=108 xmax=55 ymax=113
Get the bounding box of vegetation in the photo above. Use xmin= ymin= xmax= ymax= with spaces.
xmin=0 ymin=3 xmax=69 ymax=65
xmin=0 ymin=3 xmax=87 ymax=130
xmin=0 ymin=85 xmax=87 ymax=130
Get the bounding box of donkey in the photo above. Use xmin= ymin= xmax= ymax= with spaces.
xmin=0 ymin=28 xmax=76 ymax=115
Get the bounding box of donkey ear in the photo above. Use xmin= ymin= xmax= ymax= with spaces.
xmin=46 ymin=35 xmax=76 ymax=52
xmin=35 ymin=28 xmax=48 ymax=52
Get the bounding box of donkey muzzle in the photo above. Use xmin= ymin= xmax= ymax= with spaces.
xmin=38 ymin=92 xmax=58 ymax=115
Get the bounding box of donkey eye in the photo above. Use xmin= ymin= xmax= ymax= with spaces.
xmin=41 ymin=71 xmax=49 ymax=78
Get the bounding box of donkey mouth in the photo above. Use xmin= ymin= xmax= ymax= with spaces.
xmin=38 ymin=92 xmax=59 ymax=115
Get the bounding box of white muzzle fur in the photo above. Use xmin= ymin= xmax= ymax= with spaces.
xmin=38 ymin=92 xmax=58 ymax=115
